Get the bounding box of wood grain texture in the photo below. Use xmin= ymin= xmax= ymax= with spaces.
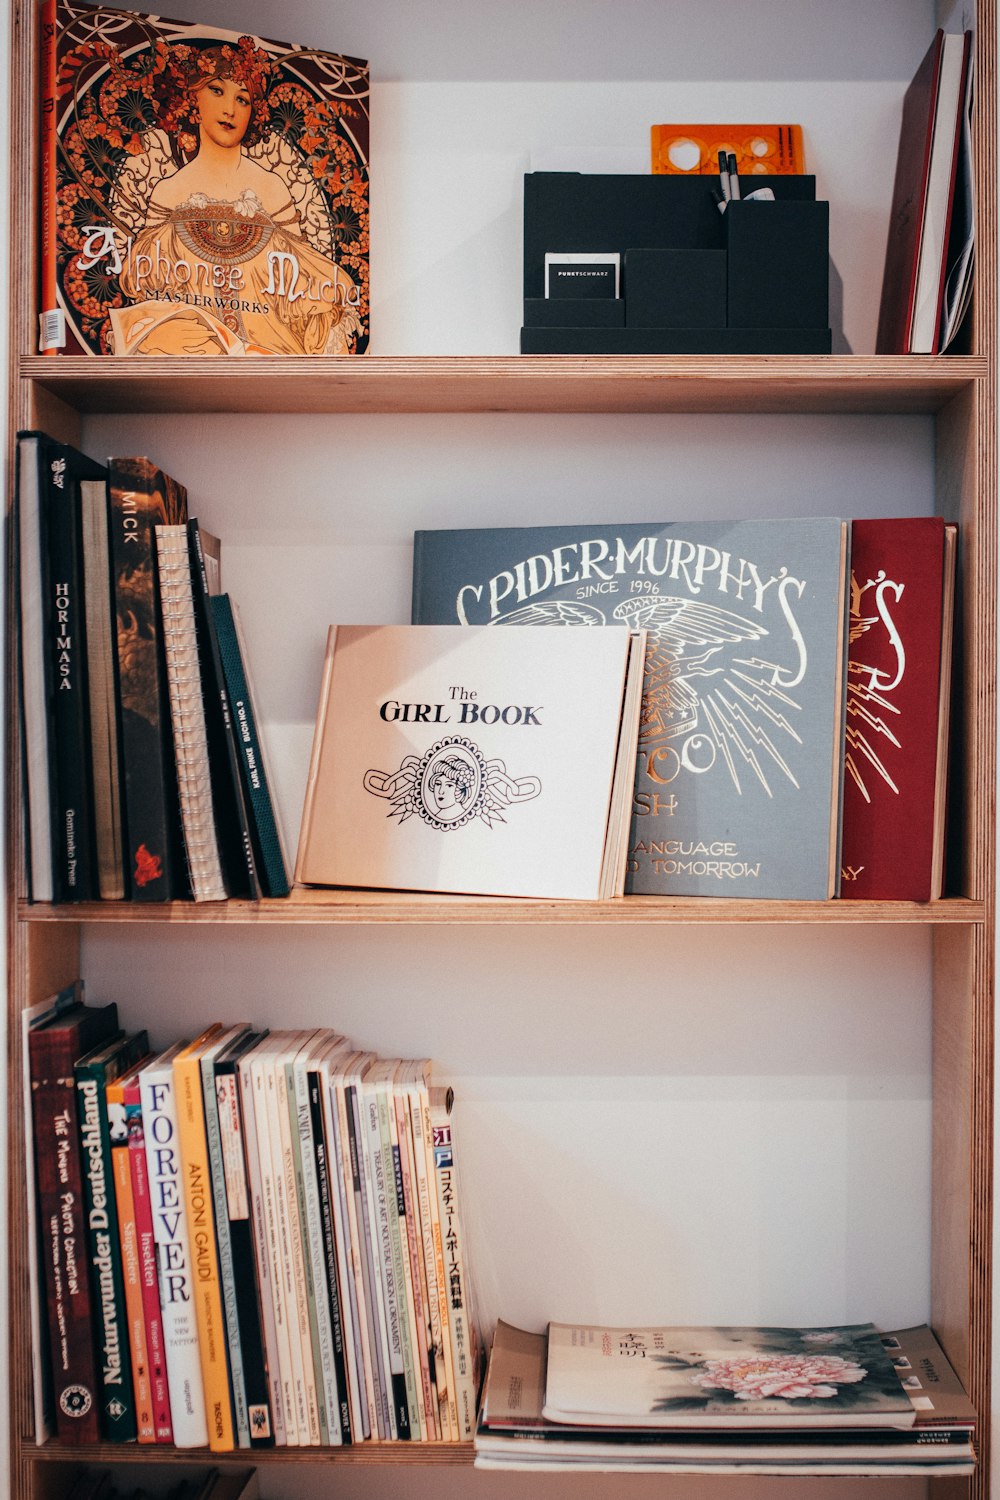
xmin=16 ymin=893 xmax=988 ymax=926
xmin=19 ymin=354 xmax=988 ymax=416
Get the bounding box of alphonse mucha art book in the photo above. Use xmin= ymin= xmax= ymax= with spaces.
xmin=542 ymin=1324 xmax=916 ymax=1431
xmin=840 ymin=519 xmax=956 ymax=901
xmin=295 ymin=625 xmax=646 ymax=901
xmin=40 ymin=0 xmax=369 ymax=356
xmin=412 ymin=520 xmax=849 ymax=899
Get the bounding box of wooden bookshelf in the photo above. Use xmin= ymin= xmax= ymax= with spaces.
xmin=6 ymin=0 xmax=996 ymax=1497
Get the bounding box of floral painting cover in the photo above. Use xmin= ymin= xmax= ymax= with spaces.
xmin=41 ymin=0 xmax=369 ymax=355
xmin=543 ymin=1324 xmax=917 ymax=1429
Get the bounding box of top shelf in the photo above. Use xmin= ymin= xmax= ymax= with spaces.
xmin=21 ymin=355 xmax=987 ymax=418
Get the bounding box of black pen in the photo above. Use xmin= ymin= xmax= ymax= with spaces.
xmin=727 ymin=151 xmax=741 ymax=200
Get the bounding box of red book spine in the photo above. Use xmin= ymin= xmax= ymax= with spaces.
xmin=39 ymin=0 xmax=59 ymax=353
xmin=29 ymin=1027 xmax=102 ymax=1442
xmin=125 ymin=1079 xmax=174 ymax=1443
xmin=840 ymin=518 xmax=948 ymax=900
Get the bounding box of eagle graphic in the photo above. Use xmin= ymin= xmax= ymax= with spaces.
xmin=492 ymin=595 xmax=803 ymax=796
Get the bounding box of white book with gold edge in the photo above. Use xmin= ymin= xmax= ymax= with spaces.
xmin=154 ymin=524 xmax=226 ymax=901
xmin=296 ymin=624 xmax=646 ymax=900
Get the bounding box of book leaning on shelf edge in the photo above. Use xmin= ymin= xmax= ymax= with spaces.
xmin=39 ymin=0 xmax=369 ymax=358
xmin=876 ymin=28 xmax=973 ymax=354
xmin=411 ymin=519 xmax=849 ymax=900
xmin=476 ymin=1321 xmax=975 ymax=1474
xmin=295 ymin=624 xmax=646 ymax=901
xmin=211 ymin=594 xmax=291 ymax=898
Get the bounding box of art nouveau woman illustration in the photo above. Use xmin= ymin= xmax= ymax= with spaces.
xmin=54 ymin=9 xmax=369 ymax=354
xmin=113 ymin=40 xmax=360 ymax=355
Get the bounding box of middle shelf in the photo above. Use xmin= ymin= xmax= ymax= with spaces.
xmin=19 ymin=894 xmax=988 ymax=925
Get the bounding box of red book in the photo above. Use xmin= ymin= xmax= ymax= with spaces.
xmin=840 ymin=519 xmax=956 ymax=901
xmin=124 ymin=1074 xmax=174 ymax=1443
xmin=28 ymin=993 xmax=120 ymax=1443
xmin=876 ymin=29 xmax=971 ymax=354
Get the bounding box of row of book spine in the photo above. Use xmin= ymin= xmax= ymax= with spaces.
xmin=28 ymin=992 xmax=483 ymax=1450
xmin=16 ymin=431 xmax=289 ymax=905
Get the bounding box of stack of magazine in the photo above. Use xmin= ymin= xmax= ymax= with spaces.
xmin=476 ymin=1321 xmax=976 ymax=1476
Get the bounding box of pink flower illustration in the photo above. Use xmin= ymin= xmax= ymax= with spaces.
xmin=691 ymin=1354 xmax=868 ymax=1401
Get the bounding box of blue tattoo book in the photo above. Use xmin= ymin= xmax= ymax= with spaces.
xmin=412 ymin=520 xmax=850 ymax=900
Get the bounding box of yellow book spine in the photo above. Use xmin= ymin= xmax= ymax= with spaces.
xmin=173 ymin=1044 xmax=235 ymax=1451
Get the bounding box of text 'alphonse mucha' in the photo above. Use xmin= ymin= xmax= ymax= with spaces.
xmin=43 ymin=1 xmax=369 ymax=355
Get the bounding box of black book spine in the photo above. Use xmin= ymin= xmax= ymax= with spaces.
xmin=309 ymin=1070 xmax=352 ymax=1441
xmin=45 ymin=447 xmax=97 ymax=901
xmin=107 ymin=458 xmax=189 ymax=899
xmin=75 ymin=1029 xmax=150 ymax=1441
xmin=216 ymin=1050 xmax=275 ymax=1447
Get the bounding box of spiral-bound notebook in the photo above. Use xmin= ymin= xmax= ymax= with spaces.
xmin=154 ymin=525 xmax=227 ymax=901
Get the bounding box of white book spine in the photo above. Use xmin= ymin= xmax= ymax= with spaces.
xmin=349 ymin=1080 xmax=395 ymax=1438
xmin=334 ymin=1069 xmax=381 ymax=1438
xmin=429 ymin=1092 xmax=480 ymax=1441
xmin=266 ymin=1049 xmax=314 ymax=1442
xmin=140 ymin=1059 xmax=209 ymax=1448
xmin=409 ymin=1079 xmax=454 ymax=1441
xmin=382 ymin=1077 xmax=424 ymax=1438
xmin=361 ymin=1076 xmax=407 ymax=1439
xmin=154 ymin=525 xmax=227 ymax=902
xmin=252 ymin=1045 xmax=299 ymax=1445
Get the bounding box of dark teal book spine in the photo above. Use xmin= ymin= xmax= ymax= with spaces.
xmin=75 ymin=1029 xmax=149 ymax=1440
xmin=210 ymin=594 xmax=290 ymax=897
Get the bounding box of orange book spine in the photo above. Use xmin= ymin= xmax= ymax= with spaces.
xmin=39 ymin=0 xmax=60 ymax=352
xmin=109 ymin=1112 xmax=156 ymax=1442
xmin=173 ymin=1035 xmax=235 ymax=1452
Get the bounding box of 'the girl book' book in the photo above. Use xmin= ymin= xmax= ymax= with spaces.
xmin=295 ymin=625 xmax=646 ymax=901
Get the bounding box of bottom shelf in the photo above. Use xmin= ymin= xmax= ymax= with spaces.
xmin=29 ymin=1440 xmax=474 ymax=1467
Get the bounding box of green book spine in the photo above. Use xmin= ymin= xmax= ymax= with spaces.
xmin=75 ymin=1030 xmax=149 ymax=1440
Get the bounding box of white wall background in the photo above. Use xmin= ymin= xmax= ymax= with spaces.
xmin=12 ymin=1 xmax=987 ymax=1497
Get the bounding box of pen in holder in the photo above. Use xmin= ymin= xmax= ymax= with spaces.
xmin=520 ymin=171 xmax=832 ymax=353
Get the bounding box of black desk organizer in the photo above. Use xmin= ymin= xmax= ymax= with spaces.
xmin=521 ymin=172 xmax=831 ymax=354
